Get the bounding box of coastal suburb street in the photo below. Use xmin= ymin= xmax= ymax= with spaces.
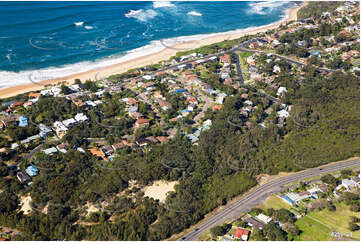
xmin=181 ymin=158 xmax=360 ymax=241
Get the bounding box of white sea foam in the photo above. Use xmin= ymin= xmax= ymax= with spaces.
xmin=249 ymin=1 xmax=290 ymax=15
xmin=153 ymin=1 xmax=175 ymax=8
xmin=74 ymin=21 xmax=84 ymax=26
xmin=0 ymin=7 xmax=293 ymax=90
xmin=187 ymin=11 xmax=202 ymax=16
xmin=125 ymin=9 xmax=158 ymax=22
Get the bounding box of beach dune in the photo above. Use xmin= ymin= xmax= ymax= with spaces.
xmin=0 ymin=3 xmax=304 ymax=99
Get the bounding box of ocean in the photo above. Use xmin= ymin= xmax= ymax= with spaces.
xmin=0 ymin=1 xmax=297 ymax=89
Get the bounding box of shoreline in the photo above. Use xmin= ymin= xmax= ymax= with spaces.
xmin=0 ymin=2 xmax=305 ymax=99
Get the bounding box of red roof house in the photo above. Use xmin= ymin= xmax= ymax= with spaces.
xmin=234 ymin=228 xmax=250 ymax=241
xmin=135 ymin=118 xmax=150 ymax=128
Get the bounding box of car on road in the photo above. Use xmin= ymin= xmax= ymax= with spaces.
xmin=194 ymin=228 xmax=199 ymax=231
xmin=181 ymin=237 xmax=186 ymax=240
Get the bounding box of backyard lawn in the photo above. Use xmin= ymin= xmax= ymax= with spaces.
xmin=294 ymin=202 xmax=360 ymax=241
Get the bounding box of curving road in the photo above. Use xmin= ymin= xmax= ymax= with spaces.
xmin=181 ymin=158 xmax=360 ymax=241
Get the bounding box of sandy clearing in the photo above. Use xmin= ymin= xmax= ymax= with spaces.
xmin=20 ymin=194 xmax=32 ymax=215
xmin=86 ymin=202 xmax=100 ymax=215
xmin=143 ymin=180 xmax=178 ymax=203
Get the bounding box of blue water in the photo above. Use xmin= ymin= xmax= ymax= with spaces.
xmin=0 ymin=1 xmax=296 ymax=87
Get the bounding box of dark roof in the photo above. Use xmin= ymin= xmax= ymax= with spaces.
xmin=16 ymin=171 xmax=31 ymax=183
xmin=244 ymin=217 xmax=265 ymax=229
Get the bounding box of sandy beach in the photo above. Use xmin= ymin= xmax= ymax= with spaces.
xmin=0 ymin=2 xmax=305 ymax=99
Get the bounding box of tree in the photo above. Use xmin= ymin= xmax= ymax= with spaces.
xmin=340 ymin=169 xmax=352 ymax=179
xmin=251 ymin=229 xmax=266 ymax=241
xmin=283 ymin=223 xmax=300 ymax=237
xmin=210 ymin=224 xmax=231 ymax=238
xmin=321 ymin=174 xmax=338 ymax=187
xmin=350 ymin=216 xmax=360 ymax=223
xmin=348 ymin=222 xmax=360 ymax=231
xmin=326 ymin=202 xmax=336 ymax=211
xmin=264 ymin=222 xmax=287 ymax=241
xmin=60 ymin=84 xmax=71 ymax=95
xmin=272 ymin=208 xmax=295 ymax=223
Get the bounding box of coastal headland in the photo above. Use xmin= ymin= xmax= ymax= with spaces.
xmin=0 ymin=2 xmax=306 ymax=99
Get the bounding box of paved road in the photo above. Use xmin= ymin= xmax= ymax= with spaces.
xmin=181 ymin=158 xmax=360 ymax=241
xmin=232 ymin=51 xmax=244 ymax=85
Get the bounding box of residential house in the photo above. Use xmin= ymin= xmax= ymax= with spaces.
xmin=318 ymin=183 xmax=328 ymax=193
xmin=88 ymin=148 xmax=106 ymax=159
xmin=340 ymin=179 xmax=357 ymax=191
xmin=25 ymin=165 xmax=39 ymax=177
xmin=156 ymin=136 xmax=168 ymax=144
xmin=145 ymin=136 xmax=159 ymax=144
xmin=101 ymin=145 xmax=114 ymax=156
xmin=247 ymin=56 xmax=256 ymax=66
xmin=72 ymin=98 xmax=86 ymax=107
xmin=135 ymin=118 xmax=150 ymax=128
xmin=56 ymin=143 xmax=68 ymax=153
xmin=216 ymin=93 xmax=227 ymax=104
xmin=74 ymin=113 xmax=88 ymax=122
xmin=298 ymin=191 xmax=312 ymax=200
xmin=53 ymin=121 xmax=68 ymax=136
xmin=277 ymin=87 xmax=287 ymax=96
xmin=277 ymin=109 xmax=289 ymax=118
xmin=112 ymin=143 xmax=124 ymax=151
xmin=20 ymin=134 xmax=40 ymax=145
xmin=39 ymin=123 xmax=52 ymax=138
xmin=241 ymin=93 xmax=249 ymax=99
xmin=249 ymin=41 xmax=259 ymax=49
xmin=219 ymin=54 xmax=231 ymax=64
xmin=17 ymin=171 xmax=31 ymax=183
xmin=23 ymin=101 xmax=33 ymax=108
xmin=273 ymin=65 xmax=281 ymax=73
xmin=244 ymin=216 xmax=266 ymax=230
xmin=234 ymin=228 xmax=250 ymax=241
xmin=159 ymin=101 xmax=171 ymax=111
xmin=18 ymin=115 xmax=28 ymax=127
xmin=29 ymin=92 xmax=41 ymax=99
xmin=62 ymin=118 xmax=77 ymax=128
xmin=181 ymin=109 xmax=191 ymax=117
xmin=136 ymin=138 xmax=150 ymax=147
xmin=256 ymin=214 xmax=272 ymax=224
xmin=43 ymin=147 xmax=58 ymax=155
xmin=51 ymin=86 xmax=61 ymax=96
xmin=212 ymin=105 xmax=222 ymax=111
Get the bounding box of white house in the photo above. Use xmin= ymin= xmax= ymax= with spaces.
xmin=62 ymin=118 xmax=77 ymax=128
xmin=74 ymin=113 xmax=88 ymax=122
xmin=273 ymin=65 xmax=281 ymax=73
xmin=53 ymin=121 xmax=68 ymax=135
xmin=277 ymin=109 xmax=289 ymax=118
xmin=340 ymin=179 xmax=357 ymax=191
xmin=51 ymin=86 xmax=61 ymax=96
xmin=43 ymin=147 xmax=58 ymax=155
xmin=277 ymin=87 xmax=287 ymax=96
xmin=256 ymin=214 xmax=272 ymax=224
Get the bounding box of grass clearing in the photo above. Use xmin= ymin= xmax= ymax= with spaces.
xmin=257 ymin=194 xmax=293 ymax=210
xmin=294 ymin=202 xmax=360 ymax=241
